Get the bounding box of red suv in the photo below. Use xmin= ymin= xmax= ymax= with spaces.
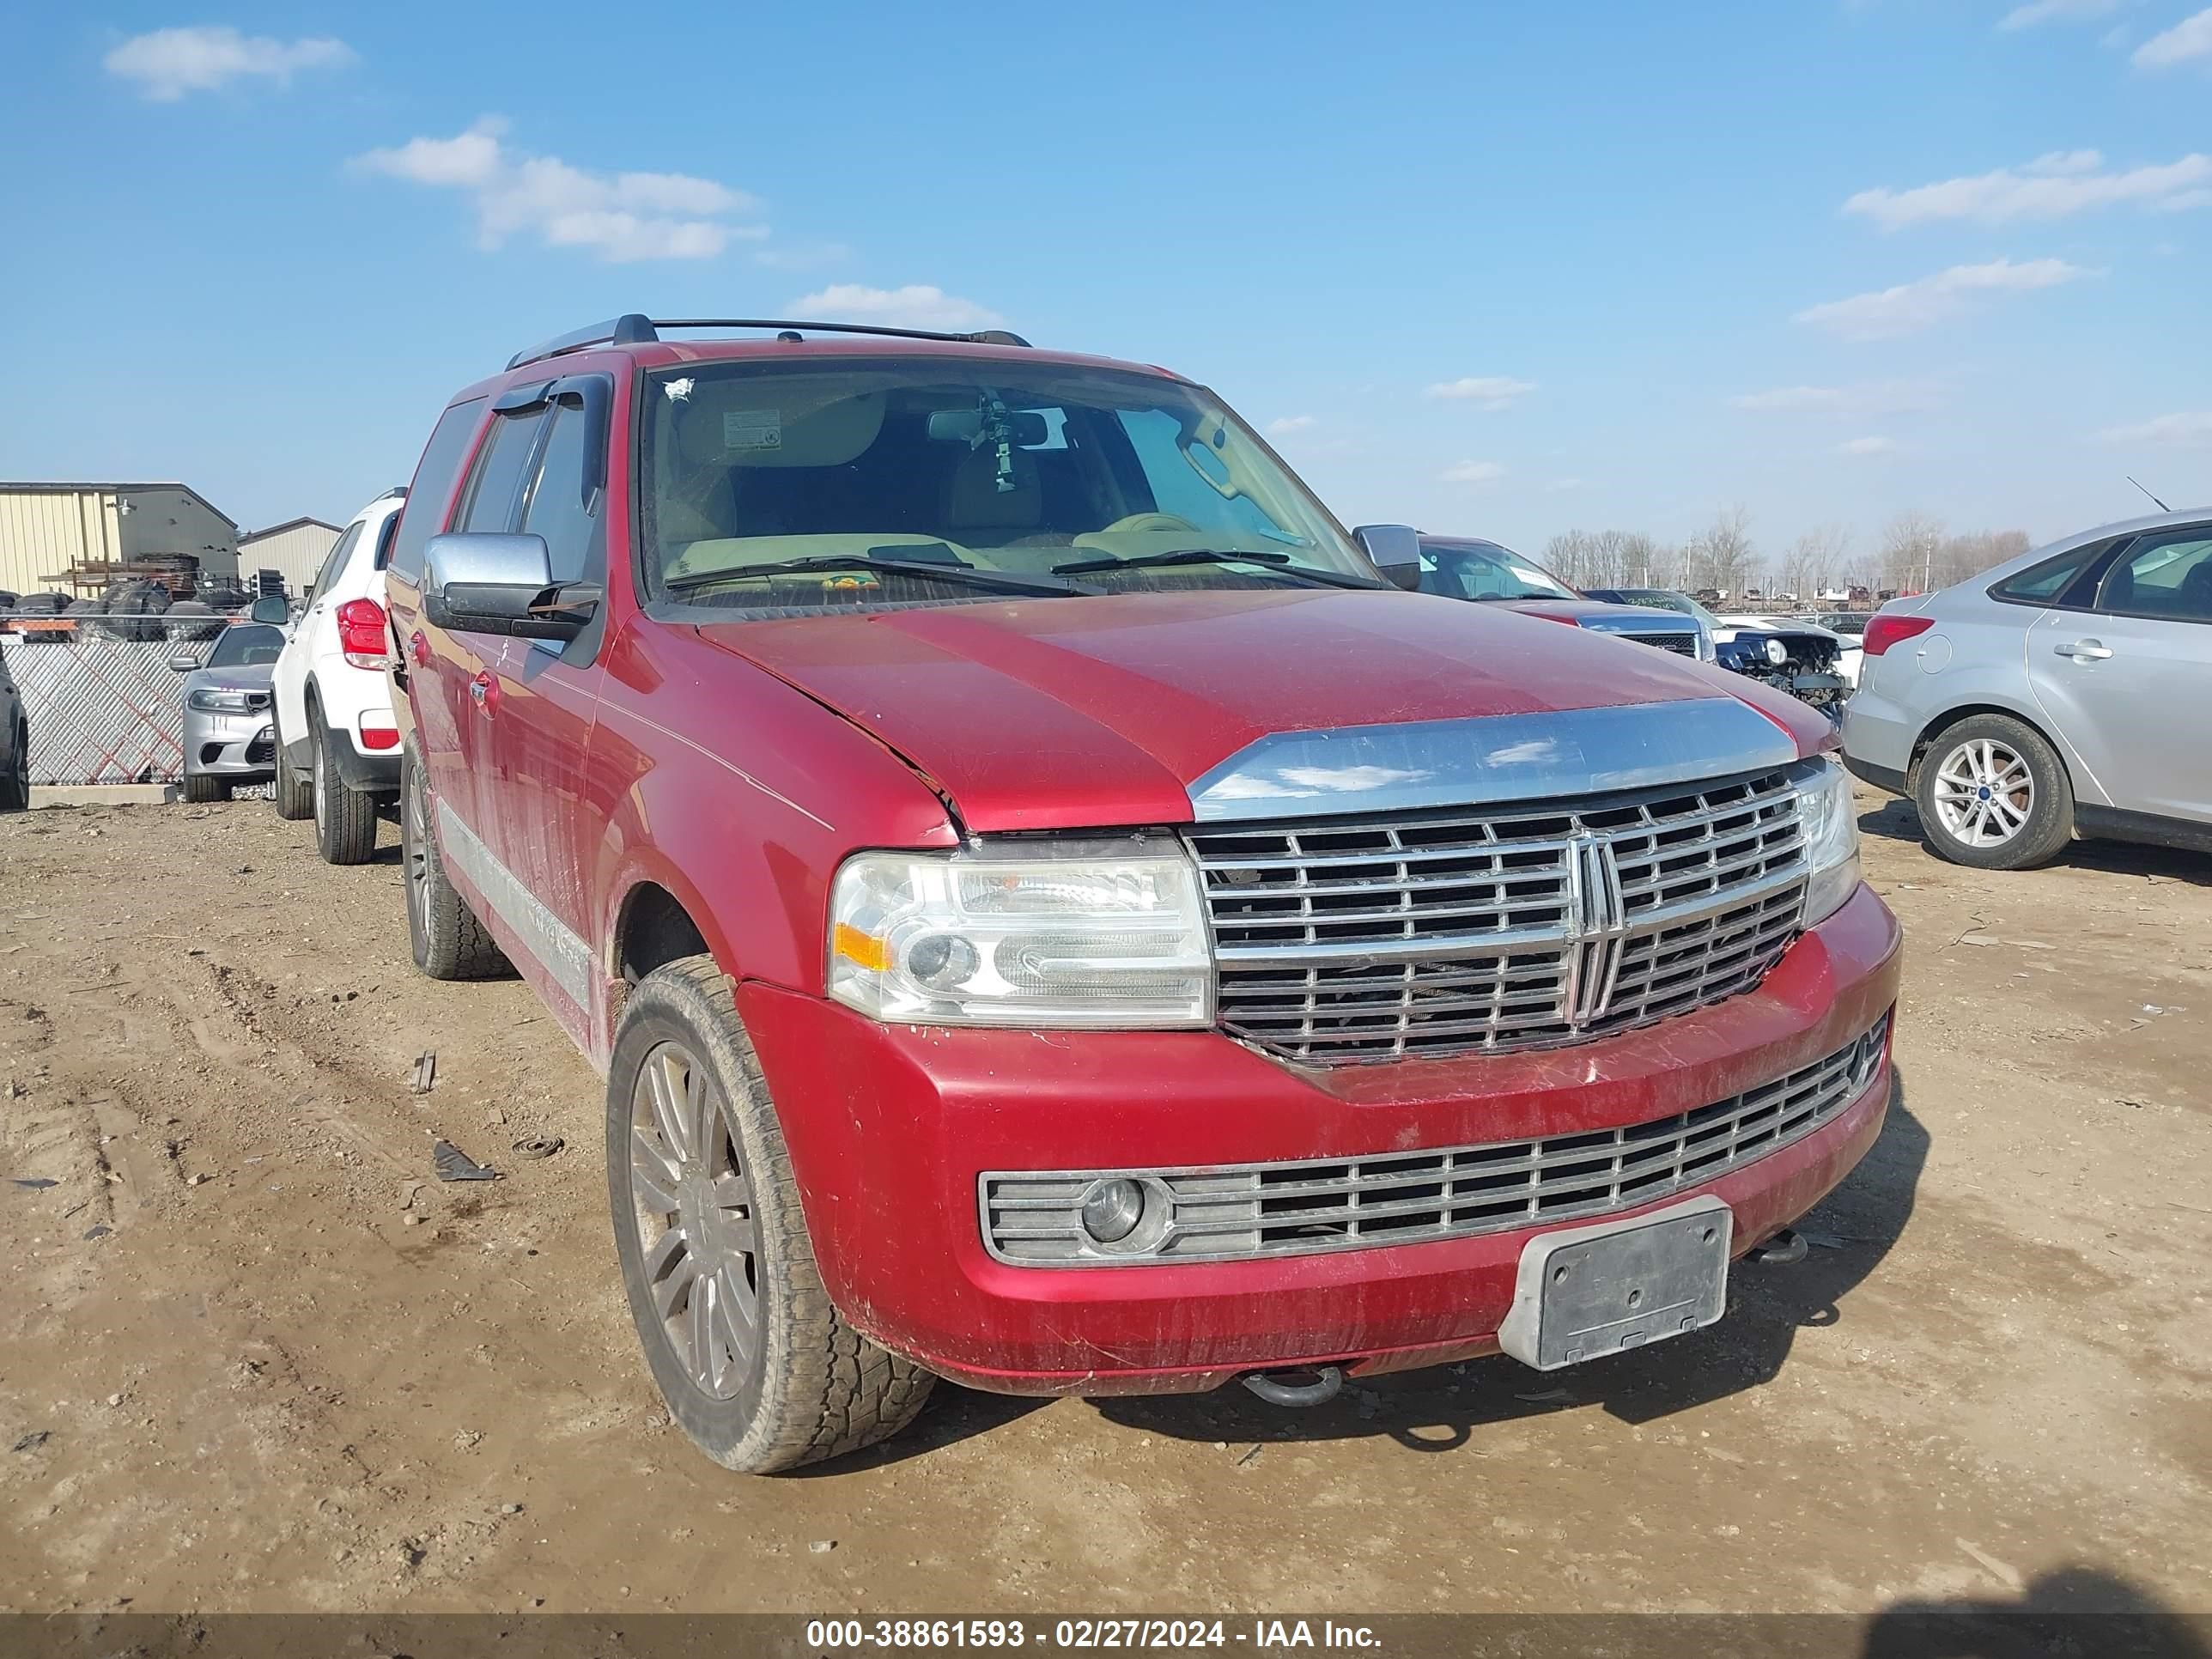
xmin=383 ymin=316 xmax=1900 ymax=1473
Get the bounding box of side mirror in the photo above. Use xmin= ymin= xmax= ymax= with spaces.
xmin=168 ymin=654 xmax=199 ymax=673
xmin=247 ymin=595 xmax=289 ymax=627
xmin=422 ymin=532 xmax=595 ymax=641
xmin=1353 ymin=524 xmax=1424 ymax=591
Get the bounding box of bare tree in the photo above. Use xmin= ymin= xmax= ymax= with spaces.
xmin=1781 ymin=524 xmax=1852 ymax=602
xmin=1683 ymin=506 xmax=1758 ymax=598
xmin=1929 ymin=529 xmax=2031 ymax=589
xmin=1880 ymin=512 xmax=1945 ymax=594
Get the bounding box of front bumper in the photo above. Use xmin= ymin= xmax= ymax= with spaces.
xmin=184 ymin=710 xmax=275 ymax=778
xmin=743 ymin=882 xmax=1903 ymax=1395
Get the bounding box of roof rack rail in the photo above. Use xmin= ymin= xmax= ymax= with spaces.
xmin=507 ymin=313 xmax=1030 ymax=370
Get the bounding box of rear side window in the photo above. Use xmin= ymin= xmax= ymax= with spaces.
xmin=308 ymin=523 xmax=361 ymax=600
xmin=389 ymin=399 xmax=487 ymax=581
xmin=372 ymin=509 xmax=401 ymax=570
xmin=2098 ymin=526 xmax=2212 ymax=623
xmin=1990 ymin=538 xmax=2113 ymax=606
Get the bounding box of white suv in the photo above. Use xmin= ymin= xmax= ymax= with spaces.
xmin=270 ymin=489 xmax=408 ymax=862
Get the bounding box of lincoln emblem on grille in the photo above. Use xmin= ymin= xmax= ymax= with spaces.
xmin=1562 ymin=832 xmax=1629 ymax=1026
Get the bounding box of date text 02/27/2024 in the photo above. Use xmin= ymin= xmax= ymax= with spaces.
xmin=805 ymin=1620 xmax=1383 ymax=1650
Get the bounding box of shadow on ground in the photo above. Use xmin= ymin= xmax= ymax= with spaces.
xmin=1858 ymin=796 xmax=2209 ymax=887
xmin=1863 ymin=1564 xmax=2209 ymax=1658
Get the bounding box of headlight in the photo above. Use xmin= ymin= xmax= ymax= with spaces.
xmin=1763 ymin=636 xmax=1789 ymax=666
xmin=828 ymin=839 xmax=1212 ymax=1028
xmin=187 ymin=688 xmax=253 ymax=714
xmin=1798 ymin=755 xmax=1862 ymax=923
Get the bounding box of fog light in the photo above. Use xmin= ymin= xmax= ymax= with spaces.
xmin=906 ymin=933 xmax=980 ymax=991
xmin=1079 ymin=1178 xmax=1146 ymax=1245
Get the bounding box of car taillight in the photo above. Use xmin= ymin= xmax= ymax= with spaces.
xmin=336 ymin=599 xmax=389 ymax=669
xmin=1861 ymin=613 xmax=1936 ymax=657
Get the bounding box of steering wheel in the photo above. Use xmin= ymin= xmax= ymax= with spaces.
xmin=1099 ymin=512 xmax=1201 ymax=535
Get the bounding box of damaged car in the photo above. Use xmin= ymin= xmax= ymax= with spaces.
xmin=380 ymin=314 xmax=1901 ymax=1472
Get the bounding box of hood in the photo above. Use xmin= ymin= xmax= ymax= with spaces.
xmin=695 ymin=589 xmax=1824 ymax=831
xmin=184 ymin=662 xmax=275 ymax=697
xmin=1497 ymin=599 xmax=1701 ymax=635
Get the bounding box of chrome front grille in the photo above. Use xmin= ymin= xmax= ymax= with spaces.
xmin=981 ymin=1015 xmax=1888 ymax=1266
xmin=1644 ymin=633 xmax=1699 ymax=656
xmin=1190 ymin=766 xmax=1811 ymax=1064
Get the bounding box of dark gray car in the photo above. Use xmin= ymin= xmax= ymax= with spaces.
xmin=173 ymin=622 xmax=286 ymax=804
xmin=1842 ymin=507 xmax=2212 ymax=868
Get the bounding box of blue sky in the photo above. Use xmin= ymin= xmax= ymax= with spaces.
xmin=3 ymin=1 xmax=2208 ymax=571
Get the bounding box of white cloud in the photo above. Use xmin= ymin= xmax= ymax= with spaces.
xmin=1843 ymin=149 xmax=2210 ymax=228
xmin=1999 ymin=0 xmax=2123 ymax=27
xmin=1425 ymin=376 xmax=1537 ymax=408
xmin=1267 ymin=415 xmax=1317 ymax=435
xmin=1438 ymin=460 xmax=1506 ymax=487
xmin=105 ymin=25 xmax=352 ymax=100
xmin=1837 ymin=435 xmax=1899 ymax=457
xmin=1730 ymin=380 xmax=1943 ymax=415
xmin=2135 ymin=6 xmax=2212 ymax=64
xmin=1796 ymin=258 xmax=2096 ymax=340
xmin=786 ymin=283 xmax=1004 ymax=331
xmin=2096 ymin=410 xmax=2212 ymax=447
xmin=356 ymin=118 xmax=763 ymax=262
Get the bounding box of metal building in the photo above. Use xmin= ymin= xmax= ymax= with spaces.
xmin=238 ymin=516 xmax=343 ymax=598
xmin=0 ymin=482 xmax=240 ymax=601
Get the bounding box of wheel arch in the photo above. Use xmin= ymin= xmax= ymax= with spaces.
xmin=1906 ymin=700 xmax=2075 ymax=797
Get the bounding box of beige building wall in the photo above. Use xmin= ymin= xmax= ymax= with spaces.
xmin=0 ymin=484 xmax=240 ymax=600
xmin=0 ymin=489 xmax=123 ymax=599
xmin=239 ymin=521 xmax=342 ymax=597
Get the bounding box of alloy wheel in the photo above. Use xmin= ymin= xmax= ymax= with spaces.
xmin=403 ymin=769 xmax=429 ymax=930
xmin=1931 ymin=738 xmax=2033 ymax=848
xmin=628 ymin=1040 xmax=763 ymax=1401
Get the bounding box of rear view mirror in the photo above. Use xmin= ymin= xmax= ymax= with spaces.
xmin=422 ymin=532 xmax=592 ymax=641
xmin=926 ymin=408 xmax=1049 ymax=446
xmin=1353 ymin=525 xmax=1424 ymax=589
xmin=247 ymin=595 xmax=289 ymax=627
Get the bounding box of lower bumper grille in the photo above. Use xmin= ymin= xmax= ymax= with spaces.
xmin=981 ymin=1014 xmax=1888 ymax=1267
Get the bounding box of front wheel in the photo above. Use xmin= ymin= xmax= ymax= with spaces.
xmin=0 ymin=724 xmax=27 ymax=811
xmin=182 ymin=770 xmax=227 ymax=804
xmin=1914 ymin=714 xmax=2074 ymax=871
xmin=606 ymin=957 xmax=933 ymax=1473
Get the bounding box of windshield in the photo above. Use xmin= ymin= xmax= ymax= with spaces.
xmin=204 ymin=623 xmax=284 ymax=668
xmin=1413 ymin=539 xmax=1579 ymax=602
xmin=1608 ymin=589 xmax=1720 ymax=629
xmin=639 ymin=358 xmax=1367 ymax=605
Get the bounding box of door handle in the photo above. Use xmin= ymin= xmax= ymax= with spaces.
xmin=409 ymin=630 xmax=431 ymax=668
xmin=468 ymin=671 xmax=499 ymax=712
xmin=2053 ymin=640 xmax=2112 ymax=661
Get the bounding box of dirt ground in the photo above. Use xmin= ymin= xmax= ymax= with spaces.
xmin=0 ymin=786 xmax=2206 ymax=1619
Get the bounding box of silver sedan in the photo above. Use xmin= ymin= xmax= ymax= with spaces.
xmin=1842 ymin=507 xmax=2212 ymax=869
xmin=173 ymin=622 xmax=286 ymax=804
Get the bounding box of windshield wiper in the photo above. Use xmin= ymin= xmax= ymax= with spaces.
xmin=1050 ymin=547 xmax=1387 ymax=590
xmin=665 ymin=554 xmax=1092 ymax=598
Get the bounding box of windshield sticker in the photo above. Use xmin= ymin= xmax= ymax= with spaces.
xmin=1509 ymin=564 xmax=1553 ymax=586
xmin=723 ymin=409 xmax=782 ymax=451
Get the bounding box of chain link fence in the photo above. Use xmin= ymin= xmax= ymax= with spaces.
xmin=1 ymin=616 xmax=240 ymax=787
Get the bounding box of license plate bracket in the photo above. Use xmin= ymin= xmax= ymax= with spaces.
xmin=1498 ymin=1195 xmax=1732 ymax=1370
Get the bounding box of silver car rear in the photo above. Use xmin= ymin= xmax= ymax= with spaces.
xmin=1842 ymin=508 xmax=2212 ymax=868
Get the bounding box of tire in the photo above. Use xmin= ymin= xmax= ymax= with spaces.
xmin=607 ymin=957 xmax=934 ymax=1474
xmin=310 ymin=714 xmax=378 ymax=865
xmin=1914 ymin=713 xmax=2075 ymax=871
xmin=183 ymin=770 xmax=227 ymax=804
xmin=270 ymin=703 xmax=313 ymax=821
xmin=400 ymin=741 xmax=509 ymax=980
xmin=0 ymin=723 xmax=28 ymax=812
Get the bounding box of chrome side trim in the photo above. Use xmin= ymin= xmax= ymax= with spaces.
xmin=434 ymin=799 xmax=595 ymax=1007
xmin=1185 ymin=697 xmax=1801 ymax=823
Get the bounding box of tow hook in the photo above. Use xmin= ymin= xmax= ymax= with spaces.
xmin=1240 ymin=1365 xmax=1344 ymax=1408
xmin=1749 ymin=1227 xmax=1808 ymax=1265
